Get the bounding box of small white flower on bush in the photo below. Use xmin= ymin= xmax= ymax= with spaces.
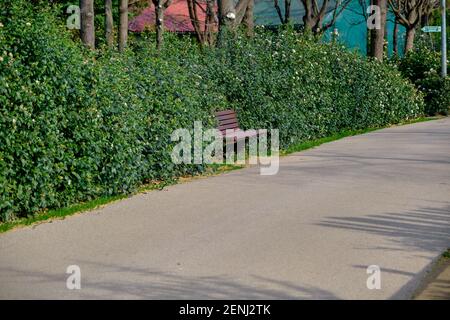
xmin=226 ymin=12 xmax=236 ymax=20
xmin=26 ymin=22 xmax=31 ymax=26
xmin=0 ymin=22 xmax=3 ymax=28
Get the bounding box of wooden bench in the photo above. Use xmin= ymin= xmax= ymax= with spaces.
xmin=214 ymin=110 xmax=258 ymax=142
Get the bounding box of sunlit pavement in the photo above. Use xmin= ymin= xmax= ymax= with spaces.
xmin=1 ymin=118 xmax=449 ymax=299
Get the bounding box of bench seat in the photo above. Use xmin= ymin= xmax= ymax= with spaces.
xmin=214 ymin=110 xmax=258 ymax=141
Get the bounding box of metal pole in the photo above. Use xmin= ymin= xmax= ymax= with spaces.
xmin=442 ymin=0 xmax=447 ymax=77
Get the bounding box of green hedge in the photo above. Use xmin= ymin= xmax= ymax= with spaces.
xmin=185 ymin=29 xmax=424 ymax=148
xmin=0 ymin=2 xmax=424 ymax=221
xmin=0 ymin=2 xmax=214 ymax=221
xmin=396 ymin=44 xmax=450 ymax=115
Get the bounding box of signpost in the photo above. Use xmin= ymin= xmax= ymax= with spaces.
xmin=441 ymin=0 xmax=447 ymax=78
xmin=421 ymin=26 xmax=442 ymax=33
xmin=421 ymin=0 xmax=447 ymax=78
xmin=422 ymin=0 xmax=447 ymax=78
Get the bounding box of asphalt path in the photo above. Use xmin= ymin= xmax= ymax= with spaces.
xmin=1 ymin=118 xmax=449 ymax=299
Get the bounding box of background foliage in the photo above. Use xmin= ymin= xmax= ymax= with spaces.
xmin=0 ymin=1 xmax=425 ymax=221
xmin=395 ymin=41 xmax=450 ymax=115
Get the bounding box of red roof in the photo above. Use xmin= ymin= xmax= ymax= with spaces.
xmin=129 ymin=0 xmax=217 ymax=33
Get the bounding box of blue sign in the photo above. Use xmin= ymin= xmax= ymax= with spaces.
xmin=421 ymin=26 xmax=442 ymax=33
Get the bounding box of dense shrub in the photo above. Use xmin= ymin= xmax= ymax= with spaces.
xmin=183 ymin=29 xmax=424 ymax=148
xmin=0 ymin=2 xmax=424 ymax=221
xmin=0 ymin=1 xmax=213 ymax=221
xmin=397 ymin=45 xmax=449 ymax=115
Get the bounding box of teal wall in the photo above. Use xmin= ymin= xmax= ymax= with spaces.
xmin=253 ymin=0 xmax=406 ymax=56
xmin=322 ymin=1 xmax=406 ymax=55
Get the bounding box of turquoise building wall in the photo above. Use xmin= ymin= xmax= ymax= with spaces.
xmin=252 ymin=0 xmax=406 ymax=56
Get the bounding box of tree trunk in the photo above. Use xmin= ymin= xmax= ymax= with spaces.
xmin=367 ymin=0 xmax=373 ymax=55
xmin=274 ymin=0 xmax=291 ymax=24
xmin=151 ymin=0 xmax=172 ymax=50
xmin=105 ymin=0 xmax=114 ymax=48
xmin=218 ymin=0 xmax=236 ymax=42
xmin=274 ymin=0 xmax=284 ymax=24
xmin=205 ymin=0 xmax=216 ymax=45
xmin=217 ymin=0 xmax=252 ymax=45
xmin=80 ymin=0 xmax=95 ymax=49
xmin=303 ymin=16 xmax=314 ymax=34
xmin=393 ymin=18 xmax=399 ymax=56
xmin=284 ymin=0 xmax=291 ymax=24
xmin=187 ymin=0 xmax=203 ymax=44
xmin=188 ymin=0 xmax=216 ymax=46
xmin=302 ymin=0 xmax=314 ymax=33
xmin=301 ymin=0 xmax=331 ymax=34
xmin=384 ymin=14 xmax=388 ymax=56
xmin=243 ymin=0 xmax=254 ymax=36
xmin=155 ymin=1 xmax=164 ymax=51
xmin=119 ymin=0 xmax=128 ymax=52
xmin=369 ymin=0 xmax=386 ymax=61
xmin=404 ymin=27 xmax=416 ymax=54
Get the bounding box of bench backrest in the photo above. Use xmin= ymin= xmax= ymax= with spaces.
xmin=215 ymin=110 xmax=240 ymax=134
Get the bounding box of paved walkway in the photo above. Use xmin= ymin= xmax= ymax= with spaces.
xmin=1 ymin=118 xmax=450 ymax=299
